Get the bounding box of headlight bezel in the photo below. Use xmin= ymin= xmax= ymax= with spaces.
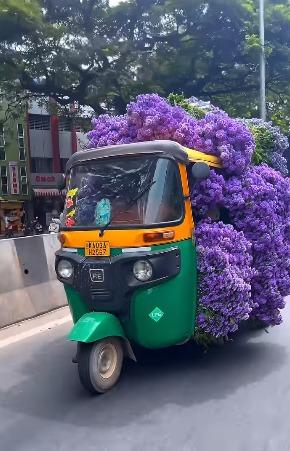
xmin=133 ymin=260 xmax=153 ymax=282
xmin=57 ymin=259 xmax=74 ymax=280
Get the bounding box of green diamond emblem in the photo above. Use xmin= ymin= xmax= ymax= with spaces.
xmin=149 ymin=307 xmax=164 ymax=323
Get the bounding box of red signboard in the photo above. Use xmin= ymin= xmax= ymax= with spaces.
xmin=31 ymin=173 xmax=61 ymax=187
xmin=9 ymin=162 xmax=20 ymax=195
xmin=35 ymin=175 xmax=56 ymax=183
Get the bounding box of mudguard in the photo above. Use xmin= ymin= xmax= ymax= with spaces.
xmin=68 ymin=312 xmax=126 ymax=343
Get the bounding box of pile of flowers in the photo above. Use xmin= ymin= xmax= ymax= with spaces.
xmin=241 ymin=118 xmax=289 ymax=176
xmin=87 ymin=94 xmax=290 ymax=341
xmin=195 ymin=220 xmax=254 ymax=339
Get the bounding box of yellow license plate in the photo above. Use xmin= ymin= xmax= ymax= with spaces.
xmin=85 ymin=241 xmax=110 ymax=257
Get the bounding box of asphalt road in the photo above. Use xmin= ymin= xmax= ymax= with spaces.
xmin=1 ymin=304 xmax=290 ymax=451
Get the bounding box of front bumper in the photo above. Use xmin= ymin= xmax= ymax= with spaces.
xmin=55 ymin=247 xmax=181 ymax=318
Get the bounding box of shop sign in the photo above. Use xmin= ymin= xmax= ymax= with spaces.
xmin=9 ymin=162 xmax=20 ymax=195
xmin=31 ymin=173 xmax=61 ymax=187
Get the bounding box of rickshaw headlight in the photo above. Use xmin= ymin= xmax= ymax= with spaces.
xmin=57 ymin=259 xmax=74 ymax=279
xmin=133 ymin=260 xmax=153 ymax=282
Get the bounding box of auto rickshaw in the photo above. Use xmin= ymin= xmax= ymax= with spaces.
xmin=55 ymin=140 xmax=221 ymax=394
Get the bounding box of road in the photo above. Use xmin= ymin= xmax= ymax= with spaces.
xmin=0 ymin=304 xmax=290 ymax=451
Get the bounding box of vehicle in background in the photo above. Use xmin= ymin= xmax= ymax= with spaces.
xmin=49 ymin=218 xmax=61 ymax=234
xmin=32 ymin=217 xmax=43 ymax=235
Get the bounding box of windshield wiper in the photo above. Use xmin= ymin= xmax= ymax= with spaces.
xmin=99 ymin=180 xmax=156 ymax=237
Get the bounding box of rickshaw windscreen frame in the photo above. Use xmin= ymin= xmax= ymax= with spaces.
xmin=61 ymin=153 xmax=186 ymax=231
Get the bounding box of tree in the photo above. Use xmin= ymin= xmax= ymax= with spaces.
xmin=0 ymin=0 xmax=43 ymax=120
xmin=1 ymin=0 xmax=290 ymax=127
xmin=0 ymin=0 xmax=42 ymax=42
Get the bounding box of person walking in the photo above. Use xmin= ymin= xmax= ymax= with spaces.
xmin=4 ymin=215 xmax=13 ymax=239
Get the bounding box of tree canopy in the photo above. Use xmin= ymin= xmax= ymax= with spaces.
xmin=0 ymin=0 xmax=42 ymax=42
xmin=1 ymin=0 xmax=290 ymax=128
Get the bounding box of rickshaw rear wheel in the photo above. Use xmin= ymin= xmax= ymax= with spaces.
xmin=78 ymin=338 xmax=124 ymax=394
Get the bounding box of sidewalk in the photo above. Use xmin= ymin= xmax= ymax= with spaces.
xmin=0 ymin=232 xmax=49 ymax=240
xmin=0 ymin=232 xmax=25 ymax=239
xmin=0 ymin=306 xmax=72 ymax=349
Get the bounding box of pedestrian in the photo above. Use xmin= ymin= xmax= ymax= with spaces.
xmin=4 ymin=214 xmax=13 ymax=239
xmin=33 ymin=217 xmax=43 ymax=235
xmin=20 ymin=209 xmax=26 ymax=235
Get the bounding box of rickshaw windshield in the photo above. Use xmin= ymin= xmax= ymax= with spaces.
xmin=63 ymin=155 xmax=184 ymax=229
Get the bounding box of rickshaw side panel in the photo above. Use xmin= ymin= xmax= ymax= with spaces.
xmin=126 ymin=239 xmax=197 ymax=349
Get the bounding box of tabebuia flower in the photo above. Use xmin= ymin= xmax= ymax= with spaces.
xmin=241 ymin=118 xmax=289 ymax=176
xmin=224 ymin=165 xmax=290 ymax=325
xmin=195 ymin=220 xmax=254 ymax=337
xmin=189 ymin=170 xmax=225 ymax=218
xmin=87 ymin=115 xmax=138 ymax=147
xmin=186 ymin=113 xmax=255 ymax=174
xmin=88 ymin=94 xmax=255 ymax=174
xmin=87 ymin=93 xmax=290 ymax=341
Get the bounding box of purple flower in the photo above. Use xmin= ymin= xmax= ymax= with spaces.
xmin=86 ymin=93 xmax=290 ymax=339
xmin=195 ymin=220 xmax=255 ymax=337
xmin=241 ymin=118 xmax=289 ymax=176
xmin=87 ymin=94 xmax=255 ymax=174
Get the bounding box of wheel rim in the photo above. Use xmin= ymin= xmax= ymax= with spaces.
xmin=97 ymin=343 xmax=118 ymax=379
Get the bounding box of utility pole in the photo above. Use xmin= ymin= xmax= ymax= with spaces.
xmin=259 ymin=0 xmax=266 ymax=120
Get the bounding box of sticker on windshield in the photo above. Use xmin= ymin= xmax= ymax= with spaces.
xmin=67 ymin=188 xmax=78 ymax=198
xmin=95 ymin=198 xmax=112 ymax=227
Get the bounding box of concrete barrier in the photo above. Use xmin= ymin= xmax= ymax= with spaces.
xmin=0 ymin=234 xmax=67 ymax=328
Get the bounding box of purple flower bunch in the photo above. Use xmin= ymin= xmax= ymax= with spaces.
xmin=127 ymin=94 xmax=195 ymax=144
xmin=190 ymin=164 xmax=290 ymax=328
xmin=87 ymin=115 xmax=138 ymax=147
xmin=224 ymin=165 xmax=290 ymax=325
xmin=88 ymin=94 xmax=255 ymax=174
xmin=245 ymin=118 xmax=289 ymax=155
xmin=87 ymin=93 xmax=290 ymax=340
xmin=242 ymin=118 xmax=289 ymax=176
xmin=195 ymin=220 xmax=254 ymax=337
xmin=187 ymin=113 xmax=254 ymax=174
xmin=189 ymin=170 xmax=225 ymax=218
xmin=269 ymin=152 xmax=289 ymax=177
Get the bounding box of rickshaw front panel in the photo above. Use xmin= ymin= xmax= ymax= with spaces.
xmin=59 ymin=237 xmax=197 ymax=349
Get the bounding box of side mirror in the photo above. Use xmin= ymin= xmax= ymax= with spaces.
xmin=191 ymin=162 xmax=210 ymax=181
xmin=57 ymin=173 xmax=66 ymax=191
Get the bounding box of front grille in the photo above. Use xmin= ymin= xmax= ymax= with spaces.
xmin=90 ymin=288 xmax=112 ymax=301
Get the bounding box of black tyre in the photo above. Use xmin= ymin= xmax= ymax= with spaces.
xmin=78 ymin=338 xmax=124 ymax=394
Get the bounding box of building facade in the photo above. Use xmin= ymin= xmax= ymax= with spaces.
xmin=27 ymin=101 xmax=88 ymax=228
xmin=0 ymin=108 xmax=31 ymax=234
xmin=0 ymin=100 xmax=88 ymax=233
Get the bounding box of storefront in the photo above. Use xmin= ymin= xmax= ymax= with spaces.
xmin=0 ymin=200 xmax=25 ymax=234
xmin=31 ymin=173 xmax=65 ymax=230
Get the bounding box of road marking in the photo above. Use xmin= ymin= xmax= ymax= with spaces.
xmin=0 ymin=315 xmax=72 ymax=349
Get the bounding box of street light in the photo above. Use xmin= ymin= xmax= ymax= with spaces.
xmin=259 ymin=0 xmax=266 ymax=120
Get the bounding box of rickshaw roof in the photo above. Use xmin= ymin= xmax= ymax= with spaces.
xmin=66 ymin=140 xmax=222 ymax=172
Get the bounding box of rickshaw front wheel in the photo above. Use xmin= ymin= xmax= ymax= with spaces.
xmin=78 ymin=338 xmax=124 ymax=394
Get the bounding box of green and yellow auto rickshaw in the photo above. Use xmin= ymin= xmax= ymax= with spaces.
xmin=55 ymin=140 xmax=221 ymax=394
